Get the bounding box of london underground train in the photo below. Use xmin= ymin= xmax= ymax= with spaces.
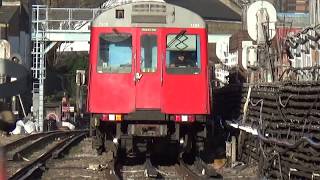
xmin=87 ymin=0 xmax=210 ymax=157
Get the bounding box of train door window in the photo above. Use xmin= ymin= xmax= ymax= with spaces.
xmin=166 ymin=34 xmax=200 ymax=74
xmin=140 ymin=34 xmax=157 ymax=72
xmin=97 ymin=33 xmax=132 ymax=73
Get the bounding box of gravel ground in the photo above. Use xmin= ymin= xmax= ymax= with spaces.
xmin=42 ymin=138 xmax=112 ymax=179
xmin=158 ymin=165 xmax=182 ymax=179
xmin=220 ymin=164 xmax=259 ymax=179
xmin=1 ymin=134 xmax=258 ymax=179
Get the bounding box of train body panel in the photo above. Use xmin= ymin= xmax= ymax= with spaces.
xmin=161 ymin=28 xmax=209 ymax=114
xmin=88 ymin=27 xmax=209 ymax=114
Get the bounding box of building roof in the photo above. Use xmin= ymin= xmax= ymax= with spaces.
xmin=0 ymin=6 xmax=19 ymax=24
xmin=42 ymin=0 xmax=241 ymax=22
xmin=166 ymin=0 xmax=241 ymax=21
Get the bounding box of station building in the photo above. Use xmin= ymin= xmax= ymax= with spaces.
xmin=0 ymin=0 xmax=31 ymax=67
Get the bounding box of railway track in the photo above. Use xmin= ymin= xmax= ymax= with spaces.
xmin=117 ymin=154 xmax=217 ymax=180
xmin=3 ymin=131 xmax=217 ymax=180
xmin=4 ymin=130 xmax=88 ymax=180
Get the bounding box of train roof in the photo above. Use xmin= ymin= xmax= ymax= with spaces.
xmin=92 ymin=1 xmax=206 ymax=28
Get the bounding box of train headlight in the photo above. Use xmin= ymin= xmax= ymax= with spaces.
xmin=181 ymin=115 xmax=188 ymax=122
xmin=109 ymin=114 xmax=115 ymax=121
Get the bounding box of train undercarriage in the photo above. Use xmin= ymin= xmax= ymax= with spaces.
xmin=90 ymin=112 xmax=207 ymax=158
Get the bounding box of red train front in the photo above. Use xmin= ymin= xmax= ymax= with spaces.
xmin=87 ymin=0 xmax=210 ymax=157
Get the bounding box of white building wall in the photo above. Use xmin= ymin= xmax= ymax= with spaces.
xmin=59 ymin=42 xmax=90 ymax=52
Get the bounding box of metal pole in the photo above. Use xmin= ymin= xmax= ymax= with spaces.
xmin=0 ymin=74 xmax=5 ymax=103
xmin=317 ymin=0 xmax=320 ymax=25
xmin=18 ymin=95 xmax=27 ymax=118
xmin=39 ymin=77 xmax=44 ymax=132
xmin=310 ymin=0 xmax=314 ymax=26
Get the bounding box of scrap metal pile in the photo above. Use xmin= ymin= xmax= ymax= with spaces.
xmin=213 ymin=80 xmax=320 ymax=179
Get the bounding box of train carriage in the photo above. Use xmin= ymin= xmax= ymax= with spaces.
xmin=88 ymin=0 xmax=210 ymax=156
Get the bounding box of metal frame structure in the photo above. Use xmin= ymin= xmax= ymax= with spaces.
xmin=31 ymin=5 xmax=100 ymax=131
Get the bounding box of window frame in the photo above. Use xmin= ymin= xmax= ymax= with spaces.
xmin=165 ymin=33 xmax=201 ymax=75
xmin=140 ymin=34 xmax=158 ymax=73
xmin=97 ymin=32 xmax=133 ymax=74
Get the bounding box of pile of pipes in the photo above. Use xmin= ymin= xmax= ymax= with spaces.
xmin=213 ymin=81 xmax=320 ymax=179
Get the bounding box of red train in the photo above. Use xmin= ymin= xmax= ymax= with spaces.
xmin=87 ymin=0 xmax=210 ymax=157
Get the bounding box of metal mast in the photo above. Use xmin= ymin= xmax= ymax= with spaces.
xmin=31 ymin=5 xmax=46 ymax=132
xmin=310 ymin=0 xmax=320 ymax=26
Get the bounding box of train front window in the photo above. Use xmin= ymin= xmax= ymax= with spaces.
xmin=98 ymin=33 xmax=132 ymax=73
xmin=141 ymin=34 xmax=157 ymax=73
xmin=166 ymin=34 xmax=201 ymax=74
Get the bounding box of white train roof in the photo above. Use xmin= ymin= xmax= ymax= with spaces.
xmin=93 ymin=1 xmax=206 ymax=28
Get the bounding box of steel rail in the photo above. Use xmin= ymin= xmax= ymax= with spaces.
xmin=8 ymin=131 xmax=87 ymax=180
xmin=12 ymin=131 xmax=77 ymax=161
xmin=105 ymin=158 xmax=121 ymax=180
xmin=175 ymin=157 xmax=217 ymax=180
xmin=3 ymin=131 xmax=57 ymax=153
xmin=52 ymin=131 xmax=88 ymax=159
xmin=175 ymin=160 xmax=201 ymax=180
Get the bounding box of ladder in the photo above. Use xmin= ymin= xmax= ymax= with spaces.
xmin=31 ymin=5 xmax=47 ymax=132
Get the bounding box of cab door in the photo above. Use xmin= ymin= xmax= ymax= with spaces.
xmin=161 ymin=28 xmax=209 ymax=114
xmin=87 ymin=28 xmax=137 ymax=113
xmin=135 ymin=30 xmax=161 ymax=109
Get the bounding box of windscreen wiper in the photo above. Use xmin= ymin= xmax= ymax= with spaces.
xmin=167 ymin=30 xmax=186 ymax=48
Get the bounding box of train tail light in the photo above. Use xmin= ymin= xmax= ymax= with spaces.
xmin=101 ymin=114 xmax=123 ymax=122
xmin=187 ymin=115 xmax=195 ymax=122
xmin=174 ymin=115 xmax=195 ymax=123
xmin=175 ymin=115 xmax=182 ymax=122
xmin=102 ymin=114 xmax=108 ymax=121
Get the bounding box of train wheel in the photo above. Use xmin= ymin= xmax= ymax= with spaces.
xmin=95 ymin=127 xmax=105 ymax=155
xmin=183 ymin=133 xmax=193 ymax=153
xmin=90 ymin=116 xmax=105 ymax=155
xmin=104 ymin=132 xmax=117 ymax=158
xmin=195 ymin=126 xmax=206 ymax=153
xmin=89 ymin=121 xmax=93 ymax=137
